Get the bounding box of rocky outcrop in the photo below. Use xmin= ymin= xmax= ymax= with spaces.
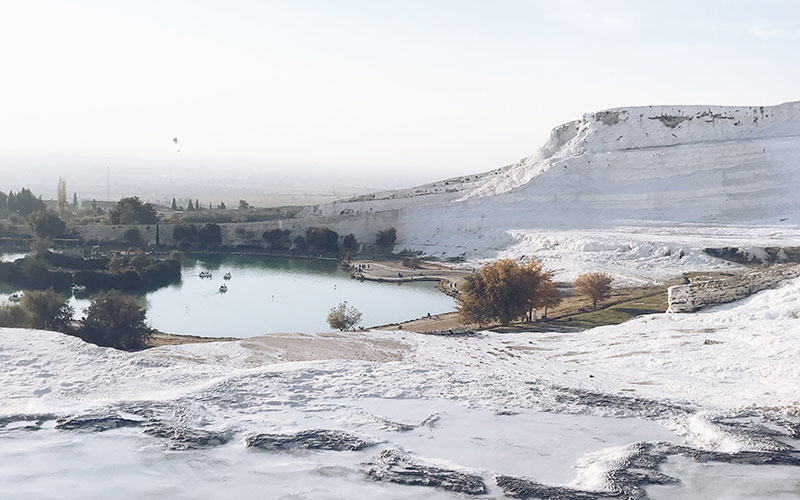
xmin=496 ymin=438 xmax=800 ymax=500
xmin=141 ymin=421 xmax=231 ymax=450
xmin=365 ymin=449 xmax=487 ymax=495
xmin=244 ymin=429 xmax=376 ymax=452
xmin=54 ymin=414 xmax=143 ymax=432
xmin=667 ymin=265 xmax=800 ymax=312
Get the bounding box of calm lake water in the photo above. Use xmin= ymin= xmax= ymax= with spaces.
xmin=0 ymin=253 xmax=456 ymax=337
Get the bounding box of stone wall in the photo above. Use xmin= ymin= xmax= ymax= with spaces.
xmin=71 ymin=210 xmax=403 ymax=251
xmin=667 ymin=265 xmax=800 ymax=313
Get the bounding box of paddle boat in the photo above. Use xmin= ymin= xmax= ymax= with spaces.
xmin=8 ymin=292 xmax=22 ymax=303
xmin=223 ymin=272 xmax=232 ymax=280
xmin=199 ymin=270 xmax=212 ymax=278
xmin=71 ymin=284 xmax=87 ymax=293
xmin=218 ymin=284 xmax=228 ymax=293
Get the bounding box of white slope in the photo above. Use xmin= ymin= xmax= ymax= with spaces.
xmin=1 ymin=278 xmax=799 ymax=498
xmin=2 ymin=276 xmax=799 ymax=428
xmin=304 ymin=101 xmax=800 ymax=283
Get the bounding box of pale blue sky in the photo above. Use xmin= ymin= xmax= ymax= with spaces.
xmin=1 ymin=0 xmax=799 ymax=187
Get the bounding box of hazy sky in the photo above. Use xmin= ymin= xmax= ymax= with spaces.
xmin=2 ymin=0 xmax=799 ymax=189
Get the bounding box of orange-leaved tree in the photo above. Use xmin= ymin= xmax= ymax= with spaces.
xmin=574 ymin=272 xmax=613 ymax=310
xmin=459 ymin=258 xmax=559 ymax=327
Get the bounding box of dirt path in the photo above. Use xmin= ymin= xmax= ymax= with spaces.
xmin=346 ymin=259 xmax=473 ymax=289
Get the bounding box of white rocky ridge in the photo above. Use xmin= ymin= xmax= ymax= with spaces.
xmin=303 ymin=101 xmax=800 ymax=283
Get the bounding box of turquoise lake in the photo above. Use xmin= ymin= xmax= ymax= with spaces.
xmin=0 ymin=253 xmax=456 ymax=337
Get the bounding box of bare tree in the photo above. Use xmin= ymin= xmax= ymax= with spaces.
xmin=574 ymin=272 xmax=613 ymax=310
xmin=327 ymin=301 xmax=362 ymax=331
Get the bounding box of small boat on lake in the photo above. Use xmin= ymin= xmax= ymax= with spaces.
xmin=199 ymin=271 xmax=213 ymax=278
xmin=71 ymin=284 xmax=87 ymax=293
xmin=218 ymin=284 xmax=228 ymax=293
xmin=8 ymin=293 xmax=22 ymax=303
xmin=223 ymin=272 xmax=232 ymax=280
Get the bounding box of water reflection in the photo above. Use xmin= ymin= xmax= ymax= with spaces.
xmin=58 ymin=253 xmax=455 ymax=337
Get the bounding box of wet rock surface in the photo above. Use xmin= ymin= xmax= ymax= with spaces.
xmin=369 ymin=412 xmax=440 ymax=432
xmin=496 ymin=439 xmax=800 ymax=500
xmin=54 ymin=414 xmax=143 ymax=432
xmin=0 ymin=413 xmax=57 ymax=430
xmin=549 ymin=385 xmax=693 ymax=419
xmin=366 ymin=449 xmax=487 ymax=495
xmin=244 ymin=429 xmax=377 ymax=451
xmin=142 ymin=421 xmax=231 ymax=450
xmin=496 ymin=475 xmax=614 ymax=500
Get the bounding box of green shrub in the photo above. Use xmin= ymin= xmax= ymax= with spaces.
xmin=0 ymin=304 xmax=31 ymax=328
xmin=342 ymin=233 xmax=358 ymax=253
xmin=20 ymin=289 xmax=73 ymax=332
xmin=198 ymin=223 xmax=222 ymax=247
xmin=305 ymin=227 xmax=339 ymax=253
xmin=123 ymin=228 xmax=143 ymax=246
xmin=29 ymin=210 xmax=66 ymax=239
xmin=376 ymin=227 xmax=397 ymax=250
xmin=80 ymin=290 xmax=151 ymax=350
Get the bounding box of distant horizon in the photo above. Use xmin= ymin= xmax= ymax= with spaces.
xmin=3 ymin=0 xmax=800 ymax=196
xmin=5 ymin=97 xmax=800 ymax=205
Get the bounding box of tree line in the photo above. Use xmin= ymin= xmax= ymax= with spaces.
xmin=0 ymin=289 xmax=151 ymax=350
xmin=0 ymin=188 xmax=46 ymax=215
xmin=457 ymin=259 xmax=613 ymax=327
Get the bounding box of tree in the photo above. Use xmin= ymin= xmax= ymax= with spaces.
xmin=263 ymin=228 xmax=290 ymax=249
xmin=80 ymin=290 xmax=150 ymax=350
xmin=458 ymin=259 xmax=557 ymax=327
xmin=327 ymin=301 xmax=362 ymax=331
xmin=293 ymin=235 xmax=307 ymax=251
xmin=123 ymin=228 xmax=143 ymax=246
xmin=29 ymin=237 xmax=52 ymax=257
xmin=217 ymin=201 xmax=226 ymax=210
xmin=29 ymin=210 xmax=66 ymax=239
xmin=0 ymin=190 xmax=7 ymax=210
xmin=195 ymin=199 xmax=200 ymax=210
xmin=187 ymin=199 xmax=195 ymax=211
xmin=457 ymin=273 xmax=493 ymax=328
xmin=72 ymin=192 xmax=78 ymax=208
xmin=342 ymin=233 xmax=358 ymax=253
xmin=8 ymin=188 xmax=46 ymax=215
xmin=537 ymin=279 xmax=562 ymax=319
xmin=57 ymin=178 xmax=67 ymax=217
xmin=198 ymin=223 xmax=222 ymax=247
xmin=520 ymin=260 xmax=560 ymax=322
xmin=305 ymin=227 xmax=339 ymax=253
xmin=0 ymin=304 xmax=30 ymax=328
xmin=173 ymin=224 xmax=198 ymax=248
xmin=171 ymin=197 xmax=178 ymax=210
xmin=574 ymin=272 xmax=613 ymax=310
xmin=20 ymin=289 xmax=73 ymax=332
xmin=376 ymin=227 xmax=397 ymax=251
xmin=109 ymin=197 xmax=157 ymax=224
xmin=239 ymin=200 xmax=250 ymax=210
